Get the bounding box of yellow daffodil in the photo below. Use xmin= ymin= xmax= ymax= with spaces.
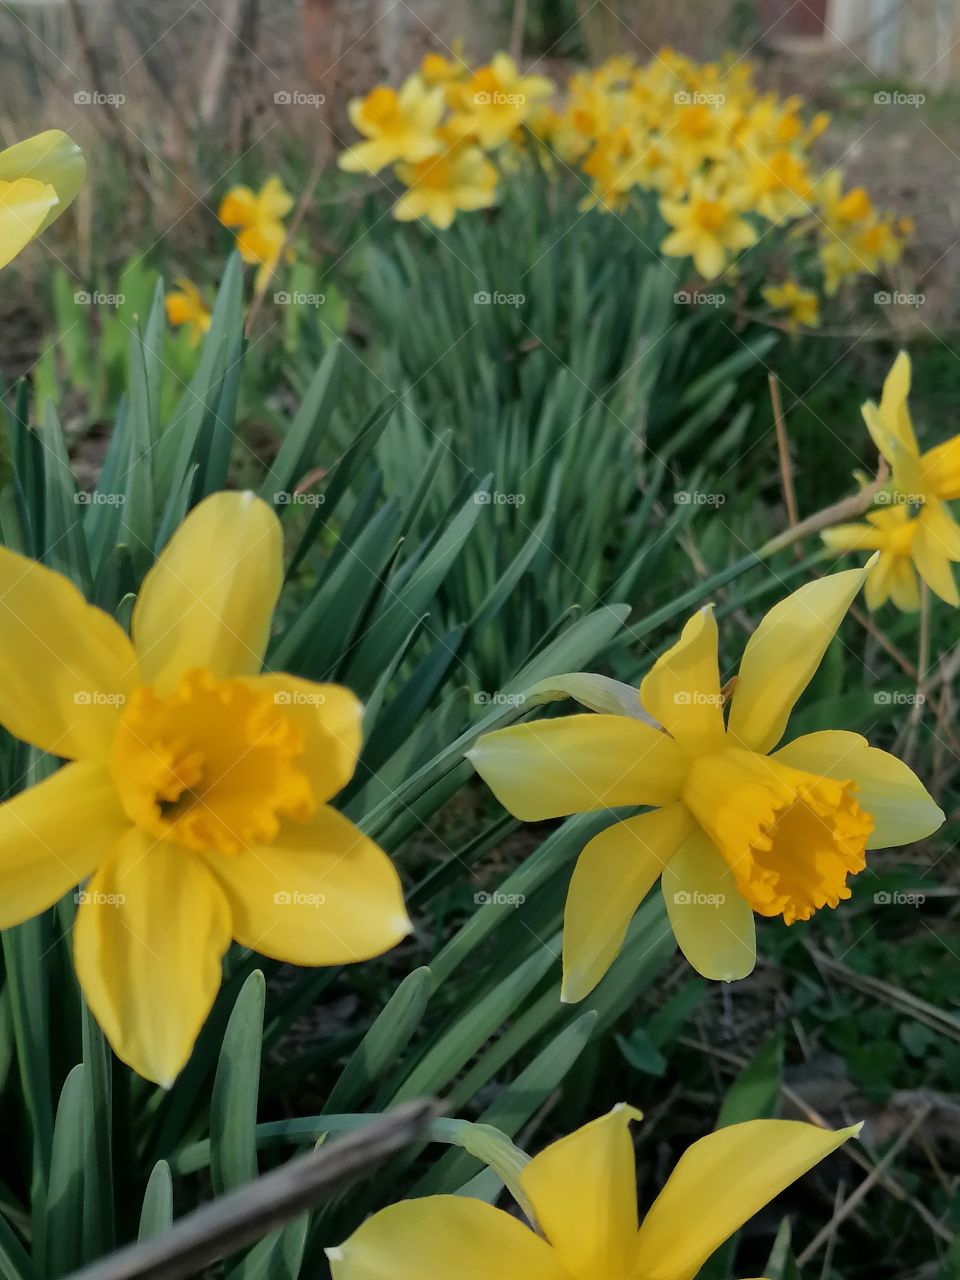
xmin=421 ymin=47 xmax=469 ymax=88
xmin=165 ymin=277 xmax=212 ymax=346
xmin=822 ymin=504 xmax=954 ymax=609
xmin=660 ymin=177 xmax=757 ymax=279
xmin=469 ymin=566 xmax=943 ymax=996
xmin=219 ymin=176 xmax=294 ymax=292
xmin=763 ymin=279 xmax=820 ymax=329
xmin=580 ymin=126 xmax=647 ymax=211
xmin=394 ymin=142 xmax=498 ymax=229
xmin=0 ymin=130 xmax=85 ymax=270
xmin=861 ymin=352 xmax=960 ymax=565
xmin=817 ymin=170 xmax=874 ymax=230
xmin=339 ymin=77 xmax=445 ymax=174
xmin=328 ymin=1106 xmax=859 ymax=1280
xmin=447 ymin=54 xmax=555 ymax=150
xmin=0 ymin=492 xmax=410 ymax=1085
xmin=747 ymin=149 xmax=813 ymax=223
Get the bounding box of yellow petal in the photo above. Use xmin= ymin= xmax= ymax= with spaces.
xmin=921 ymin=434 xmax=960 ymax=501
xmin=0 ymin=130 xmax=85 ymax=233
xmin=633 ymin=1119 xmax=859 ymax=1280
xmin=727 ymin=565 xmax=869 ymax=754
xmin=523 ymin=672 xmax=658 ymax=723
xmin=0 ymin=547 xmax=138 ymax=759
xmin=662 ymin=827 xmax=756 ymax=982
xmin=245 ymin=675 xmax=363 ymax=802
xmin=74 ymin=830 xmax=231 ymax=1086
xmin=888 ymin=557 xmax=922 ymax=612
xmin=132 ymin=492 xmax=282 ymax=693
xmin=821 ymin=522 xmax=886 ymax=553
xmin=219 ymin=185 xmax=257 ymax=227
xmin=468 ymin=715 xmax=688 ymax=821
xmin=640 ymin=607 xmax=726 ymax=754
xmin=328 ymin=1194 xmax=566 ymax=1280
xmin=877 ymin=350 xmax=918 ymax=455
xmin=562 ymin=804 xmax=692 ymax=1002
xmin=0 ymin=763 xmax=128 ymax=928
xmin=0 ymin=178 xmax=58 ymax=269
xmin=519 ymin=1106 xmax=642 ymax=1277
xmin=204 ymin=805 xmax=410 ymax=965
xmin=912 ymin=522 xmax=959 ymax=605
xmin=918 ymin=497 xmax=960 ymax=560
xmin=773 ymin=731 xmax=944 ymax=849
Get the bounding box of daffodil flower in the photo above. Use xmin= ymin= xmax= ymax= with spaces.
xmin=861 ymin=351 xmax=960 ymax=561
xmin=447 ymin=54 xmax=555 ymax=151
xmin=660 ymin=177 xmax=757 ymax=279
xmin=762 ymin=279 xmax=820 ymax=330
xmin=0 ymin=130 xmax=85 ymax=270
xmin=0 ymin=492 xmax=410 ymax=1085
xmin=394 ymin=141 xmax=498 ymax=229
xmin=823 ymin=504 xmax=954 ymax=610
xmin=328 ymin=1105 xmax=859 ymax=1280
xmin=165 ymin=276 xmax=212 ymax=346
xmin=219 ymin=176 xmax=294 ymax=293
xmin=338 ymin=76 xmax=446 ymax=175
xmin=469 ymin=566 xmax=943 ymax=997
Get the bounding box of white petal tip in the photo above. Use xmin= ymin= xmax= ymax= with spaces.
xmin=396 ymin=916 xmax=415 ymax=938
xmin=851 ymin=1120 xmax=865 ymax=1139
xmin=864 ymin=551 xmax=880 ymax=571
xmin=325 ymin=1247 xmax=344 ymax=1261
xmin=241 ymin=489 xmax=256 ymax=504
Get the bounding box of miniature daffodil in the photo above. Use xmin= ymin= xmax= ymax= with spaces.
xmin=165 ymin=277 xmax=212 ymax=346
xmin=339 ymin=77 xmax=445 ymax=174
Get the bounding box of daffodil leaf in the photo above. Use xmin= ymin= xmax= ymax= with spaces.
xmin=138 ymin=1161 xmax=173 ymax=1241
xmin=211 ymin=970 xmax=265 ymax=1196
xmin=259 ymin=343 xmax=340 ymax=506
xmin=46 ymin=1065 xmax=85 ymax=1277
xmin=716 ymin=1029 xmax=784 ymax=1129
xmin=226 ymin=1213 xmax=309 ymax=1280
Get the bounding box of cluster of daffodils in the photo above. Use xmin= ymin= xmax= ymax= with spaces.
xmin=338 ymin=48 xmax=908 ymax=317
xmin=823 ymin=353 xmax=960 ymax=610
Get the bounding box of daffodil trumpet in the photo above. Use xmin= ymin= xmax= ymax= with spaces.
xmin=0 ymin=492 xmax=410 ymax=1085
xmin=328 ymin=1105 xmax=860 ymax=1280
xmin=469 ymin=563 xmax=943 ymax=997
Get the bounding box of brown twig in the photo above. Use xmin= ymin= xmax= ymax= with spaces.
xmin=769 ymin=372 xmax=800 ymax=540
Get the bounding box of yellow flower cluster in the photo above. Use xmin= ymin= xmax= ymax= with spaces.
xmin=339 ymin=48 xmax=909 ymax=318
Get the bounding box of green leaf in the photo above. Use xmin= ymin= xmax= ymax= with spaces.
xmin=46 ymin=1066 xmax=85 ymax=1278
xmin=716 ymin=1029 xmax=784 ymax=1129
xmin=137 ymin=1162 xmax=173 ymax=1242
xmin=211 ymin=970 xmax=266 ymax=1196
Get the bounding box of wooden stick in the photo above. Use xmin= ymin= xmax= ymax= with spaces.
xmin=65 ymin=1099 xmax=440 ymax=1280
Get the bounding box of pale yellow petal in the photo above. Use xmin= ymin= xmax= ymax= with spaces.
xmin=468 ymin=715 xmax=688 ymax=821
xmin=74 ymin=831 xmax=231 ymax=1086
xmin=633 ymin=1119 xmax=859 ymax=1280
xmin=519 ymin=1106 xmax=642 ymax=1277
xmin=0 ymin=130 xmax=85 ymax=233
xmin=133 ymin=492 xmax=282 ymax=692
xmin=204 ymin=805 xmax=410 ymax=965
xmin=662 ymin=827 xmax=756 ymax=982
xmin=773 ymin=731 xmax=944 ymax=849
xmin=0 ymin=763 xmax=128 ymax=928
xmin=562 ymin=803 xmax=692 ymax=1002
xmin=877 ymin=350 xmax=918 ymax=455
xmin=921 ymin=434 xmax=960 ymax=501
xmin=0 ymin=178 xmax=58 ymax=268
xmin=640 ymin=607 xmax=726 ymax=754
xmin=523 ymin=672 xmax=658 ymax=723
xmin=728 ymin=565 xmax=870 ymax=754
xmin=0 ymin=547 xmax=138 ymax=759
xmin=328 ymin=1195 xmax=567 ymax=1280
xmin=911 ymin=524 xmax=959 ymax=605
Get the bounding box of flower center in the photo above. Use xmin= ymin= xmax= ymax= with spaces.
xmin=692 ymin=198 xmax=728 ymax=231
xmin=683 ymin=747 xmax=873 ymax=924
xmin=112 ymin=669 xmax=315 ymax=855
